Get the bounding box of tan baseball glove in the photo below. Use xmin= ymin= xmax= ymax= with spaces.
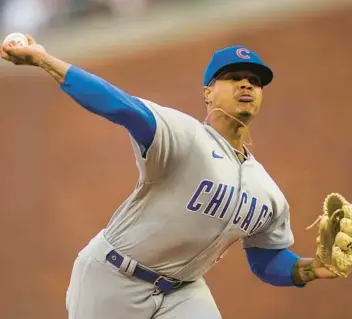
xmin=308 ymin=193 xmax=352 ymax=277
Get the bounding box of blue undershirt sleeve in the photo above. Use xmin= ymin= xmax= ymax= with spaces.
xmin=60 ymin=65 xmax=156 ymax=151
xmin=245 ymin=247 xmax=305 ymax=287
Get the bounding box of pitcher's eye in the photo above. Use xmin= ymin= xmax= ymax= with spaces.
xmin=224 ymin=74 xmax=242 ymax=81
xmin=248 ymin=76 xmax=262 ymax=87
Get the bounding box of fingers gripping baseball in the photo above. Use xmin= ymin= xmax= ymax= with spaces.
xmin=1 ymin=33 xmax=46 ymax=66
xmin=314 ymin=193 xmax=352 ymax=277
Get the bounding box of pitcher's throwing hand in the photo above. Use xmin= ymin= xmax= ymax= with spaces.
xmin=1 ymin=34 xmax=47 ymax=66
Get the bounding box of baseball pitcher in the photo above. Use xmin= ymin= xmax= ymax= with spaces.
xmin=1 ymin=35 xmax=352 ymax=319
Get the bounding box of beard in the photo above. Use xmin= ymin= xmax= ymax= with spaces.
xmin=234 ymin=102 xmax=258 ymax=123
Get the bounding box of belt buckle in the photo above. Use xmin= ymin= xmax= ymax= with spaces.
xmin=171 ymin=279 xmax=183 ymax=289
xmin=153 ymin=276 xmax=167 ymax=289
xmin=153 ymin=276 xmax=183 ymax=293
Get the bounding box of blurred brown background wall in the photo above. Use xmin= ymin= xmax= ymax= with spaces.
xmin=1 ymin=6 xmax=352 ymax=319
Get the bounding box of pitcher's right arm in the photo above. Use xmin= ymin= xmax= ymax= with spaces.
xmin=1 ymin=35 xmax=156 ymax=153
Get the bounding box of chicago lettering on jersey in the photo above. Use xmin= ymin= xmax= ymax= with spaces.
xmin=186 ymin=180 xmax=273 ymax=235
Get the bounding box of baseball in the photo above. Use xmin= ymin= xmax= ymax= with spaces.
xmin=3 ymin=32 xmax=28 ymax=48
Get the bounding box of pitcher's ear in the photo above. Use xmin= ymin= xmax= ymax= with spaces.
xmin=203 ymin=86 xmax=212 ymax=105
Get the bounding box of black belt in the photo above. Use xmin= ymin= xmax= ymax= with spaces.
xmin=106 ymin=250 xmax=191 ymax=294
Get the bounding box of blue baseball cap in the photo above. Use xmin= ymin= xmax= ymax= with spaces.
xmin=203 ymin=45 xmax=273 ymax=87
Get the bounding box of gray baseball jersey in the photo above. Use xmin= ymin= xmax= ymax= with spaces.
xmin=105 ymin=98 xmax=294 ymax=281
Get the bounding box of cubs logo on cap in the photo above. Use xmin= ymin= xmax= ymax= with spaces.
xmin=203 ymin=45 xmax=273 ymax=87
xmin=236 ymin=48 xmax=251 ymax=59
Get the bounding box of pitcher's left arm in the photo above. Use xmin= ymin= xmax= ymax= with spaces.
xmin=245 ymin=247 xmax=336 ymax=287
